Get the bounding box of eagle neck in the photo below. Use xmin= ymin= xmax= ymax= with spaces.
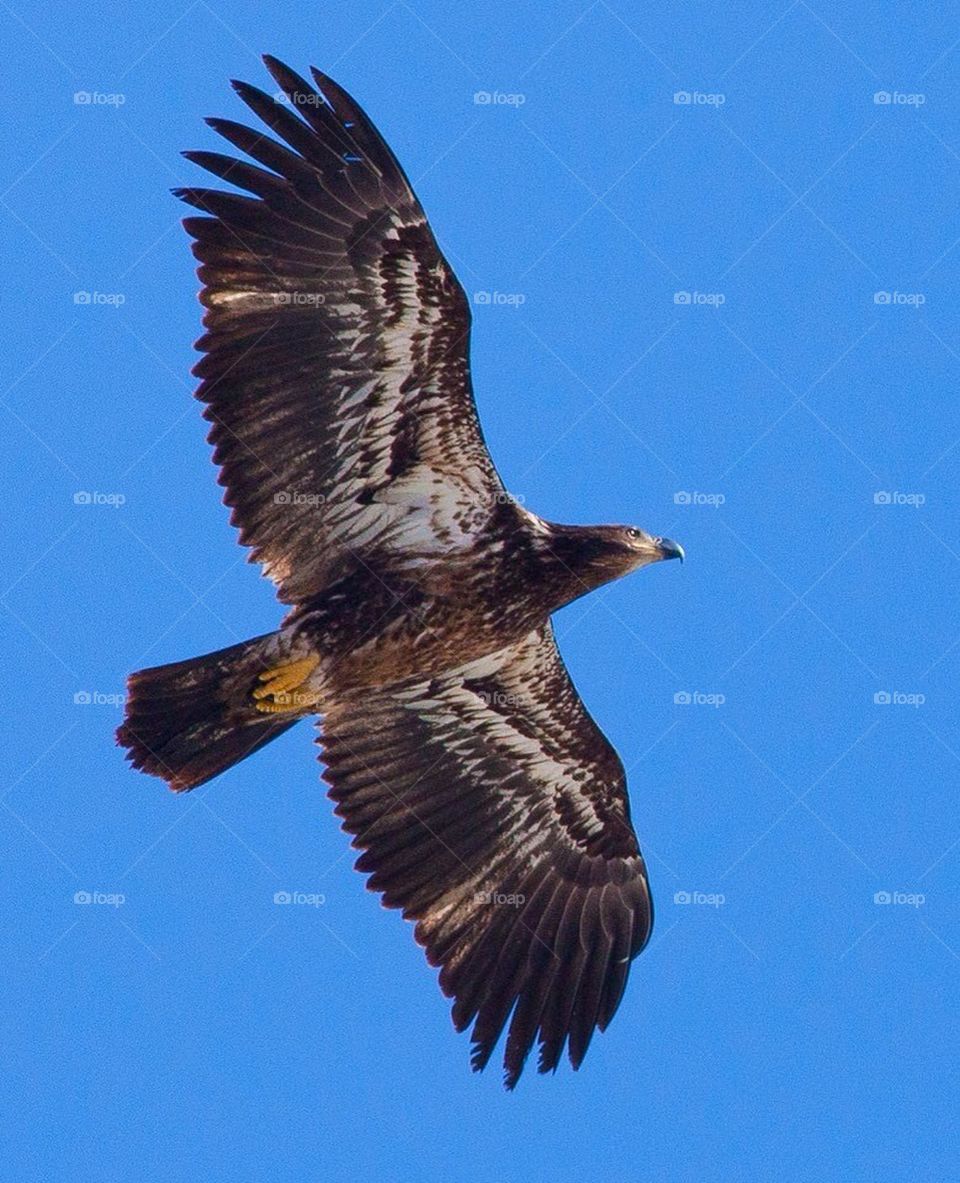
xmin=530 ymin=523 xmax=620 ymax=611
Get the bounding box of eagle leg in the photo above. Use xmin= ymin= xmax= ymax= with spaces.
xmin=252 ymin=655 xmax=321 ymax=714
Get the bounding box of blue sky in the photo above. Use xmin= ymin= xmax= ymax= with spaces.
xmin=1 ymin=1 xmax=958 ymax=1179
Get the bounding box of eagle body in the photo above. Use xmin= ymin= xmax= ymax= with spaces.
xmin=117 ymin=56 xmax=684 ymax=1088
xmin=286 ymin=505 xmax=656 ymax=697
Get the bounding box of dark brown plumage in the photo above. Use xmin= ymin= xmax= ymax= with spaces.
xmin=117 ymin=55 xmax=683 ymax=1088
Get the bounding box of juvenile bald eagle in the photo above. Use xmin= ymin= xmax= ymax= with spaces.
xmin=117 ymin=56 xmax=684 ymax=1088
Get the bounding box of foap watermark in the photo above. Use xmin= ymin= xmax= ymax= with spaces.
xmin=674 ymin=90 xmax=725 ymax=106
xmin=874 ymin=290 xmax=925 ymax=307
xmin=262 ymin=690 xmax=316 ymax=710
xmin=674 ymin=890 xmax=725 ymax=907
xmin=475 ymin=890 xmax=525 ymax=908
xmin=874 ymin=890 xmax=924 ymax=907
xmin=74 ymin=290 xmax=126 ymax=307
xmin=274 ymin=890 xmax=326 ymax=907
xmin=674 ymin=690 xmax=725 ymax=708
xmin=74 ymin=690 xmax=125 ymax=708
xmin=73 ymin=491 xmax=125 ymax=508
xmin=873 ymin=90 xmax=925 ymax=106
xmin=74 ymin=890 xmax=125 ymax=907
xmin=74 ymin=90 xmax=126 ymax=107
xmin=873 ymin=691 xmax=925 ymax=708
xmin=273 ymin=90 xmax=327 ymax=108
xmin=873 ymin=490 xmax=925 ymax=508
xmin=272 ymin=291 xmax=325 ymax=307
xmin=274 ymin=490 xmax=325 ymax=507
xmin=473 ymin=290 xmax=526 ymax=308
xmin=473 ymin=90 xmax=525 ymax=107
xmin=674 ymin=290 xmax=725 ymax=307
xmin=674 ymin=490 xmax=725 ymax=507
xmin=474 ymin=688 xmax=532 ymax=711
xmin=483 ymin=490 xmax=526 ymax=508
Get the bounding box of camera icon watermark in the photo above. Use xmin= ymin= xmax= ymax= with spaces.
xmin=273 ymin=890 xmax=326 ymax=907
xmin=473 ymin=290 xmax=526 ymax=307
xmin=673 ymin=90 xmax=725 ymax=107
xmin=674 ymin=890 xmax=725 ymax=907
xmin=473 ymin=90 xmax=525 ymax=107
xmin=873 ymin=490 xmax=925 ymax=507
xmin=873 ymin=90 xmax=925 ymax=106
xmin=674 ymin=290 xmax=725 ymax=307
xmin=474 ymin=890 xmax=525 ymax=907
xmin=73 ymin=490 xmax=126 ymax=508
xmin=273 ymin=490 xmax=325 ymax=507
xmin=873 ymin=890 xmax=924 ymax=907
xmin=74 ymin=290 xmax=126 ymax=307
xmin=73 ymin=690 xmax=125 ymax=707
xmin=873 ymin=290 xmax=925 ymax=306
xmin=873 ymin=690 xmax=925 ymax=708
xmin=674 ymin=690 xmax=725 ymax=708
xmin=272 ymin=290 xmax=325 ymax=306
xmin=74 ymin=890 xmax=125 ymax=906
xmin=73 ymin=91 xmax=126 ymax=107
xmin=273 ymin=90 xmax=325 ymax=108
xmin=674 ymin=490 xmax=725 ymax=507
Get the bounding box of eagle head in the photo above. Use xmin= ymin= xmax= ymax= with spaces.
xmin=585 ymin=525 xmax=684 ymax=577
xmin=535 ymin=521 xmax=684 ymax=607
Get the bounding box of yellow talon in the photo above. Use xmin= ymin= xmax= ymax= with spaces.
xmin=252 ymin=655 xmax=320 ymax=713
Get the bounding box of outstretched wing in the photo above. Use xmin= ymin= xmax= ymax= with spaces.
xmin=177 ymin=56 xmax=504 ymax=603
xmin=319 ymin=624 xmax=653 ymax=1087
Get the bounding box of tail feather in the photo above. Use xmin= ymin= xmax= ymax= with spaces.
xmin=117 ymin=632 xmax=301 ymax=792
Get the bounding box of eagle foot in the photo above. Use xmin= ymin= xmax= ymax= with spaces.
xmin=252 ymin=655 xmax=320 ymax=714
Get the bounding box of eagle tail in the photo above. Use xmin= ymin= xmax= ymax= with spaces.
xmin=116 ymin=632 xmax=303 ymax=792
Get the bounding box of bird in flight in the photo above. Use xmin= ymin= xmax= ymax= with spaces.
xmin=117 ymin=55 xmax=684 ymax=1088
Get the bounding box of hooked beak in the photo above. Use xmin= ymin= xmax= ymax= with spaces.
xmin=655 ymin=536 xmax=685 ymax=564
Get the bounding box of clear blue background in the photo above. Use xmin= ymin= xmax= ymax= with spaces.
xmin=1 ymin=1 xmax=958 ymax=1179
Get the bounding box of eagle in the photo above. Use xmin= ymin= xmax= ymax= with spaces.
xmin=117 ymin=55 xmax=684 ymax=1088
